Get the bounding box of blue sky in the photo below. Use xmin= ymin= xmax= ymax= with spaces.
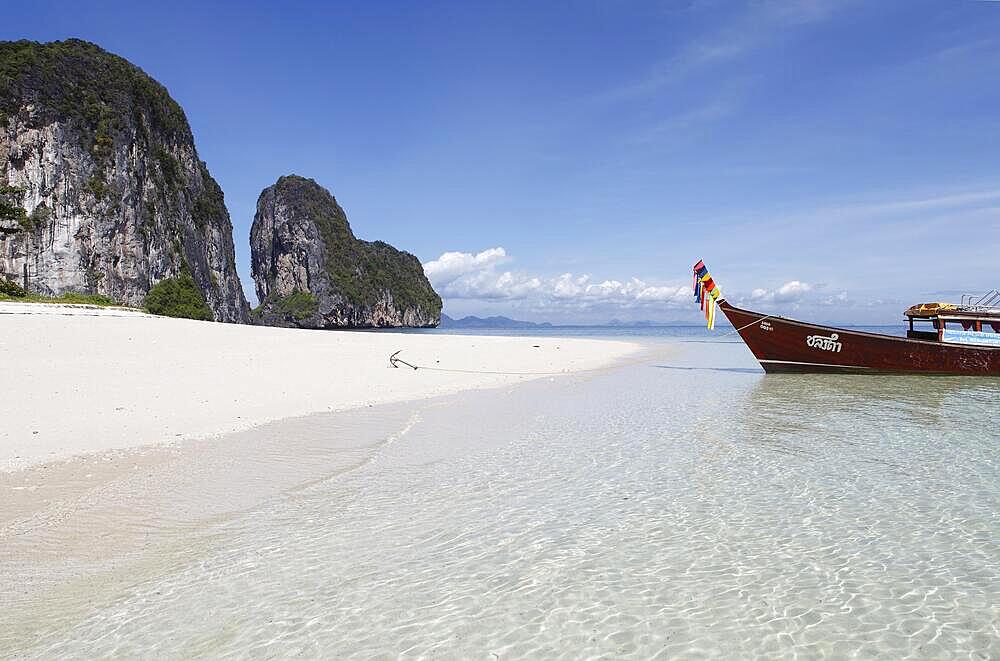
xmin=5 ymin=0 xmax=999 ymax=324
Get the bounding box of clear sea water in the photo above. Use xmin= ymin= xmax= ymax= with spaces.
xmin=3 ymin=327 xmax=999 ymax=659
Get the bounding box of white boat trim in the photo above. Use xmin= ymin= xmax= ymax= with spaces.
xmin=759 ymin=360 xmax=873 ymax=370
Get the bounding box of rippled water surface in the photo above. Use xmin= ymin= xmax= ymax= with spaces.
xmin=3 ymin=340 xmax=999 ymax=659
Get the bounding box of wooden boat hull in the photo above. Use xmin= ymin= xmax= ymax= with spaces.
xmin=718 ymin=300 xmax=1000 ymax=375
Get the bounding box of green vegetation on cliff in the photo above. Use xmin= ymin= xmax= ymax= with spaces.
xmin=252 ymin=290 xmax=319 ymax=323
xmin=193 ymin=161 xmax=228 ymax=229
xmin=0 ymin=39 xmax=198 ymax=211
xmin=0 ymin=184 xmax=27 ymax=230
xmin=273 ymin=290 xmax=319 ymax=321
xmin=0 ymin=39 xmax=190 ymax=145
xmin=144 ymin=273 xmax=213 ymax=321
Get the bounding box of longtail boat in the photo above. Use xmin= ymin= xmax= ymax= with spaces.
xmin=692 ymin=261 xmax=1000 ymax=375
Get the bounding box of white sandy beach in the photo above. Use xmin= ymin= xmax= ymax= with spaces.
xmin=0 ymin=303 xmax=640 ymax=472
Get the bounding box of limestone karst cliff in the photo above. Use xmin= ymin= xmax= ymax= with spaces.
xmin=250 ymin=175 xmax=441 ymax=328
xmin=0 ymin=39 xmax=248 ymax=322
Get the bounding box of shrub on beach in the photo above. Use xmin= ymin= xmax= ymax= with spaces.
xmin=144 ymin=273 xmax=214 ymax=321
xmin=0 ymin=278 xmax=26 ymax=297
xmin=250 ymin=290 xmax=320 ymax=324
xmin=274 ymin=290 xmax=319 ymax=321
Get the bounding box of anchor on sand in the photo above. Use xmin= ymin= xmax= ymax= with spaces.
xmin=389 ymin=350 xmax=418 ymax=370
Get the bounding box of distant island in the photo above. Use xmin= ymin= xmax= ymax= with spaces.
xmin=439 ymin=314 xmax=553 ymax=329
xmin=439 ymin=314 xmax=724 ymax=329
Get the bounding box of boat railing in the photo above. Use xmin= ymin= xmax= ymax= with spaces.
xmin=960 ymin=289 xmax=1000 ymax=310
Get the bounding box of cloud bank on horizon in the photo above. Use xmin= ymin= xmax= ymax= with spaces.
xmin=423 ymin=248 xmax=862 ymax=324
xmin=424 ymin=247 xmax=689 ymax=307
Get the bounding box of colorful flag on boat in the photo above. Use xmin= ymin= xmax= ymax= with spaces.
xmin=692 ymin=260 xmax=722 ymax=329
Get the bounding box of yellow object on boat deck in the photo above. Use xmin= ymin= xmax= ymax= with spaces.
xmin=906 ymin=302 xmax=958 ymax=317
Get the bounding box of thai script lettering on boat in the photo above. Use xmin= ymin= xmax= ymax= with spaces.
xmin=806 ymin=333 xmax=842 ymax=352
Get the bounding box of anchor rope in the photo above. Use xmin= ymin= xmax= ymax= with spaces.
xmin=405 ymin=365 xmax=571 ymax=376
xmin=388 ymin=350 xmax=635 ymax=376
xmin=716 ymin=314 xmax=776 ymax=338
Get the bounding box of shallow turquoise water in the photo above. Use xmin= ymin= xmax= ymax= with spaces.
xmin=5 ymin=340 xmax=999 ymax=659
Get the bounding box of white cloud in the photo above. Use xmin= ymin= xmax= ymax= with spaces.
xmin=423 ymin=248 xmax=692 ymax=312
xmin=776 ymin=280 xmax=813 ymax=300
xmin=422 ymin=247 xmax=509 ymax=286
xmin=747 ymin=280 xmax=814 ymax=303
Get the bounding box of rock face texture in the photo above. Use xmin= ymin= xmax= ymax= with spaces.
xmin=250 ymin=175 xmax=441 ymax=328
xmin=0 ymin=39 xmax=248 ymax=322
